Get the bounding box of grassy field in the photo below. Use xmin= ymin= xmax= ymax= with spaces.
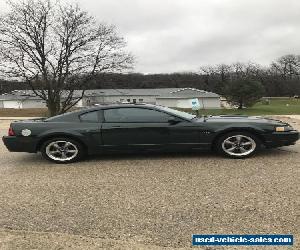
xmin=184 ymin=98 xmax=300 ymax=116
xmin=0 ymin=108 xmax=48 ymax=117
xmin=0 ymin=98 xmax=299 ymax=117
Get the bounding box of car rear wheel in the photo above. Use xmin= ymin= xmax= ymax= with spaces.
xmin=216 ymin=132 xmax=261 ymax=158
xmin=41 ymin=138 xmax=84 ymax=163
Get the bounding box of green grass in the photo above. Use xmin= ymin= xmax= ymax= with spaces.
xmin=0 ymin=108 xmax=48 ymax=117
xmin=185 ymin=98 xmax=300 ymax=116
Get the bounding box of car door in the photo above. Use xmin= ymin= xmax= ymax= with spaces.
xmin=139 ymin=106 xmax=210 ymax=150
xmin=167 ymin=118 xmax=210 ymax=150
xmin=101 ymin=107 xmax=174 ymax=150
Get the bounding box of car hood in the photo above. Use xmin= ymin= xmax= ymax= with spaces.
xmin=202 ymin=115 xmax=288 ymax=125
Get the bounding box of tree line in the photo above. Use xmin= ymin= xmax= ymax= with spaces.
xmin=1 ymin=54 xmax=300 ymax=97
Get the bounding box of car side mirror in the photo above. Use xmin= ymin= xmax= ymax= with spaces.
xmin=168 ymin=117 xmax=181 ymax=125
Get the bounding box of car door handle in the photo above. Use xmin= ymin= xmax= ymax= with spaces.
xmin=111 ymin=125 xmax=121 ymax=128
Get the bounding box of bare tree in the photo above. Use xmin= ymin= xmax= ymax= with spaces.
xmin=200 ymin=64 xmax=232 ymax=81
xmin=216 ymin=64 xmax=232 ymax=82
xmin=0 ymin=0 xmax=134 ymax=116
xmin=270 ymin=54 xmax=300 ymax=80
xmin=231 ymin=62 xmax=262 ymax=80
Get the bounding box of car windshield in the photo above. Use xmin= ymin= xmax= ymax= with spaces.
xmin=159 ymin=106 xmax=197 ymax=120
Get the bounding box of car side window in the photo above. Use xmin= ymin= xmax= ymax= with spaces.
xmin=104 ymin=108 xmax=172 ymax=123
xmin=79 ymin=111 xmax=99 ymax=123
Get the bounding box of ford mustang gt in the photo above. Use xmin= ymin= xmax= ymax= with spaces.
xmin=2 ymin=104 xmax=299 ymax=163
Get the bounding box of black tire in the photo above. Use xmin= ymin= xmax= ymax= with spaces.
xmin=215 ymin=131 xmax=262 ymax=159
xmin=40 ymin=137 xmax=85 ymax=163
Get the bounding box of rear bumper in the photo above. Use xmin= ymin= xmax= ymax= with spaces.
xmin=263 ymin=131 xmax=299 ymax=148
xmin=2 ymin=136 xmax=38 ymax=153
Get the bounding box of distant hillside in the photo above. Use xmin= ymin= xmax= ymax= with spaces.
xmin=0 ymin=73 xmax=210 ymax=93
xmin=1 ymin=71 xmax=299 ymax=97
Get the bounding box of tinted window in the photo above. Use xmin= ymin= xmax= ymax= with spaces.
xmin=80 ymin=111 xmax=99 ymax=123
xmin=104 ymin=108 xmax=172 ymax=122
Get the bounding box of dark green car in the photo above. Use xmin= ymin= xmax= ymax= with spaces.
xmin=2 ymin=104 xmax=299 ymax=163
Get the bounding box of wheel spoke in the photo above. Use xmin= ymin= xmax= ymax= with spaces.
xmin=241 ymin=141 xmax=252 ymax=146
xmin=225 ymin=140 xmax=235 ymax=145
xmin=49 ymin=150 xmax=60 ymax=154
xmin=61 ymin=152 xmax=67 ymax=159
xmin=239 ymin=147 xmax=247 ymax=153
xmin=64 ymin=142 xmax=72 ymax=147
xmin=227 ymin=146 xmax=236 ymax=152
xmin=66 ymin=150 xmax=77 ymax=154
xmin=235 ymin=135 xmax=242 ymax=143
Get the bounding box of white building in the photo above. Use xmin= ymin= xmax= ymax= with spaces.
xmin=83 ymin=88 xmax=220 ymax=108
xmin=155 ymin=88 xmax=220 ymax=108
xmin=0 ymin=88 xmax=220 ymax=109
xmin=0 ymin=92 xmax=46 ymax=109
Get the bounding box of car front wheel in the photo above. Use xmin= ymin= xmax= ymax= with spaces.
xmin=216 ymin=132 xmax=261 ymax=158
xmin=41 ymin=138 xmax=84 ymax=163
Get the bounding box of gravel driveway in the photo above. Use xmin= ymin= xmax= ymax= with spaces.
xmin=0 ymin=118 xmax=299 ymax=249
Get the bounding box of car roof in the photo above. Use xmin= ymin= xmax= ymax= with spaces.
xmin=82 ymin=103 xmax=159 ymax=111
xmin=45 ymin=103 xmax=161 ymax=122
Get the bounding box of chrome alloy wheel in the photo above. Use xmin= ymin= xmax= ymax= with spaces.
xmin=221 ymin=135 xmax=256 ymax=157
xmin=45 ymin=140 xmax=79 ymax=162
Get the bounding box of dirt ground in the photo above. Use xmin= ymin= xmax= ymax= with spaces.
xmin=0 ymin=117 xmax=299 ymax=249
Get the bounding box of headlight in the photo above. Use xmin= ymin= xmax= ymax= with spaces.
xmin=275 ymin=126 xmax=294 ymax=132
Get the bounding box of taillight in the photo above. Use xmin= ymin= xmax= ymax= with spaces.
xmin=8 ymin=127 xmax=15 ymax=136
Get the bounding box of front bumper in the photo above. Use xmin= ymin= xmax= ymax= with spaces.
xmin=2 ymin=136 xmax=38 ymax=153
xmin=263 ymin=131 xmax=299 ymax=148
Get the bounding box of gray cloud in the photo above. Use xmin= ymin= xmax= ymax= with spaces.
xmin=2 ymin=0 xmax=300 ymax=73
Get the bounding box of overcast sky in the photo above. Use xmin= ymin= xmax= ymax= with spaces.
xmin=1 ymin=0 xmax=300 ymax=73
